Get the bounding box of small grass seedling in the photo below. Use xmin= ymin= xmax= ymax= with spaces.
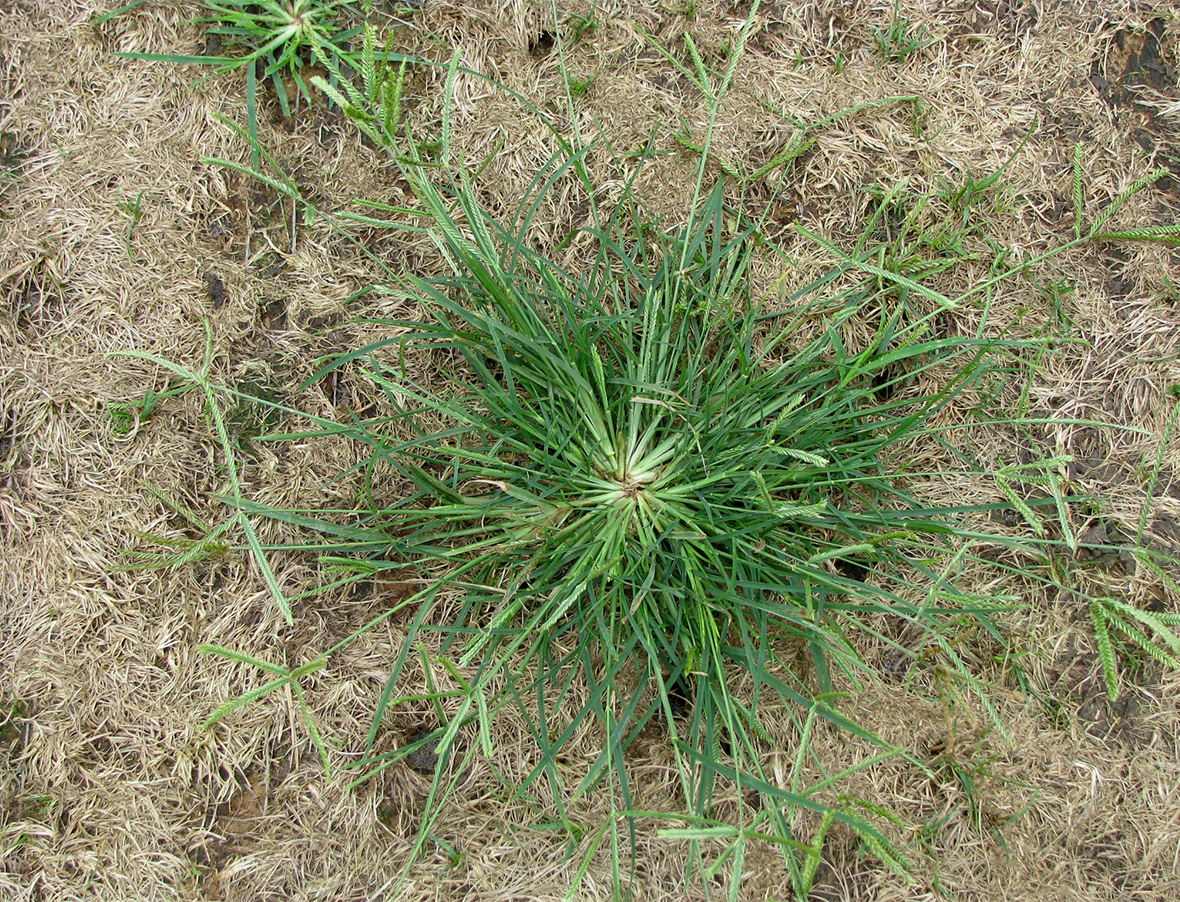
xmin=112 ymin=1 xmax=411 ymax=166
xmin=116 ymin=189 xmax=145 ymax=262
xmin=874 ymin=3 xmax=932 ymax=64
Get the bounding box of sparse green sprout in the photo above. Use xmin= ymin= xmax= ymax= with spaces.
xmin=566 ymin=73 xmax=594 ymax=99
xmin=116 ymin=189 xmax=145 ymax=262
xmin=566 ymin=12 xmax=597 ymax=44
xmin=874 ymin=4 xmax=932 ymax=64
xmin=111 ymin=324 xmax=297 ymax=624
xmin=108 ymin=380 xmax=191 ymax=437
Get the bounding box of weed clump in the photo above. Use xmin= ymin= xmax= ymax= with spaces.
xmin=109 ymin=8 xmax=1180 ymax=897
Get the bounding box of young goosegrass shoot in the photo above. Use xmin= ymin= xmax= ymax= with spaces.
xmin=112 ymin=1 xmax=408 ymax=165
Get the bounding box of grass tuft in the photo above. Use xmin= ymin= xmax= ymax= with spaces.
xmin=227 ymin=134 xmax=1066 ymax=891
xmin=111 ymin=1 xmax=412 ymax=166
xmin=109 ymin=8 xmax=1180 ymax=895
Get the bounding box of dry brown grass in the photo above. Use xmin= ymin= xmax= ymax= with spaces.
xmin=2 ymin=1 xmax=1180 ymax=899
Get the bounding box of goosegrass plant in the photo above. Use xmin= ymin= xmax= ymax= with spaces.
xmin=289 ymin=154 xmax=965 ymax=898
xmin=112 ymin=1 xmax=408 ymax=165
xmin=205 ymin=63 xmax=1055 ymax=899
xmin=117 ymin=9 xmax=1180 ymax=897
xmin=874 ymin=2 xmax=933 ymax=64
